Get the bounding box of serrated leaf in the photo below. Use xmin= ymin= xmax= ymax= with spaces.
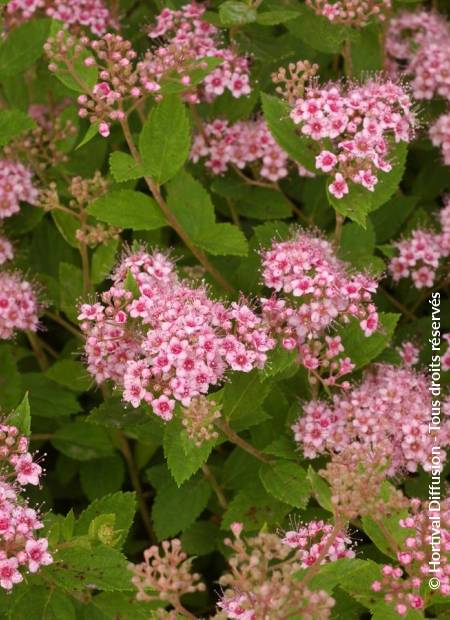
xmin=167 ymin=170 xmax=247 ymax=256
xmin=46 ymin=359 xmax=91 ymax=392
xmin=59 ymin=262 xmax=83 ymax=322
xmin=47 ymin=545 xmax=132 ymax=592
xmin=8 ymin=393 xmax=31 ymax=436
xmin=219 ymin=1 xmax=257 ymax=26
xmin=87 ymin=190 xmax=166 ymax=231
xmin=80 ymin=456 xmax=125 ymax=501
xmin=0 ymin=19 xmax=51 ymax=77
xmin=259 ymin=461 xmax=310 ymax=508
xmin=20 ymin=373 xmax=80 ymax=418
xmin=90 ymin=592 xmax=163 ymax=619
xmin=212 ymin=176 xmax=292 ymax=220
xmin=75 ymin=492 xmax=136 ymax=549
xmin=76 ymin=123 xmax=99 ymax=150
xmin=181 ymin=521 xmax=220 ymax=555
xmin=8 ymin=586 xmax=76 ymax=620
xmin=109 ymin=152 xmax=144 ymax=182
xmin=286 ymin=6 xmax=350 ymax=53
xmin=256 ymin=9 xmax=301 ymax=25
xmin=52 ymin=421 xmax=114 ymax=461
xmin=222 ymin=481 xmax=290 ymax=530
xmin=222 ymin=371 xmax=271 ymax=422
xmin=261 ymin=93 xmax=317 ymax=171
xmin=139 ymin=95 xmax=190 ymax=185
xmin=0 ymin=110 xmax=36 ymax=146
xmin=152 ymin=477 xmax=211 ymax=540
xmin=91 ymin=239 xmax=119 ymax=285
xmin=338 ymin=312 xmax=400 ymax=369
xmin=163 ymin=416 xmax=215 ymax=486
xmin=307 ymin=466 xmax=333 ymax=512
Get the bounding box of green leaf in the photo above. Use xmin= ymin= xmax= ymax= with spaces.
xmin=219 ymin=1 xmax=257 ymax=26
xmin=212 ymin=176 xmax=292 ymax=220
xmin=87 ymin=190 xmax=166 ymax=231
xmin=76 ymin=123 xmax=99 ymax=150
xmin=75 ymin=492 xmax=136 ymax=549
xmin=163 ymin=415 xmax=215 ymax=487
xmin=328 ymin=142 xmax=408 ymax=227
xmin=80 ymin=456 xmax=126 ymax=501
xmin=371 ymin=602 xmax=424 ymax=620
xmin=8 ymin=586 xmax=76 ymax=620
xmin=339 ymin=312 xmax=400 ymax=369
xmin=152 ymin=476 xmax=211 ymax=540
xmin=222 ymin=481 xmax=290 ymax=531
xmin=0 ymin=345 xmax=22 ymax=410
xmin=256 ymin=9 xmax=301 ymax=25
xmin=338 ymin=220 xmax=375 ymax=267
xmin=48 ymin=545 xmax=132 ymax=592
xmin=0 ymin=19 xmax=51 ymax=77
xmin=194 ymin=223 xmax=248 ymax=256
xmin=48 ymin=25 xmax=98 ymax=93
xmin=52 ymin=421 xmax=114 ymax=461
xmin=307 ymin=466 xmax=333 ymax=512
xmin=109 ymin=152 xmax=144 ymax=182
xmin=180 ymin=521 xmax=220 ymax=555
xmin=139 ymin=95 xmax=191 ymax=185
xmin=8 ymin=393 xmax=31 ymax=436
xmin=89 ymin=593 xmax=162 ymax=620
xmin=51 ymin=210 xmax=80 ymax=248
xmin=261 ymin=93 xmax=317 ymax=171
xmin=351 ymin=26 xmax=382 ymax=75
xmin=0 ymin=110 xmax=35 ymax=147
xmin=222 ymin=371 xmax=271 ymax=422
xmin=167 ymin=171 xmax=248 ymax=256
xmin=370 ymin=195 xmax=419 ymax=243
xmin=259 ymin=461 xmax=310 ymax=508
xmin=286 ymin=6 xmax=350 ymax=53
xmin=20 ymin=373 xmax=81 ymax=418
xmin=59 ymin=262 xmax=84 ymax=322
xmin=91 ymin=239 xmax=119 ymax=285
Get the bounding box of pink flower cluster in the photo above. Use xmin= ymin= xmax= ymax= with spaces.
xmin=371 ymin=497 xmax=450 ymax=614
xmin=0 ymin=272 xmax=40 ymax=339
xmin=6 ymin=0 xmax=113 ymax=35
xmin=289 ymin=79 xmax=416 ymax=199
xmin=0 ymin=159 xmax=38 ymax=220
xmin=0 ymin=236 xmax=14 ymax=266
xmin=430 ymin=113 xmax=450 ymax=166
xmin=0 ymin=422 xmax=52 ymax=590
xmin=306 ymin=0 xmax=391 ymax=27
xmin=191 ymin=118 xmax=294 ymax=181
xmin=260 ymin=231 xmax=378 ymax=385
xmin=78 ymin=249 xmax=274 ymax=420
xmin=292 ymin=363 xmax=450 ymax=474
xmin=389 ymin=200 xmax=450 ymax=289
xmin=147 ymin=3 xmax=251 ymax=103
xmin=386 ymin=11 xmax=450 ymax=101
xmin=282 ymin=520 xmax=355 ymax=567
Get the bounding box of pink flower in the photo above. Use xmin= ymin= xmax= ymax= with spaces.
xmin=25 ymin=539 xmax=53 ymax=573
xmin=0 ymin=558 xmax=22 ymax=590
xmin=316 ymin=150 xmax=337 ymax=172
xmin=151 ymin=395 xmax=175 ymax=421
xmin=12 ymin=454 xmax=42 ymax=486
xmin=329 ymin=173 xmax=348 ymax=199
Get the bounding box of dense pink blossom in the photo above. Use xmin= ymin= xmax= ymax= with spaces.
xmin=389 ymin=199 xmax=450 ymax=289
xmin=147 ymin=3 xmax=250 ymax=103
xmin=191 ymin=118 xmax=297 ymax=181
xmin=430 ymin=113 xmax=450 ymax=165
xmin=0 ymin=236 xmax=14 ymax=266
xmin=0 ymin=272 xmax=40 ymax=339
xmin=6 ymin=0 xmax=113 ymax=35
xmin=289 ymin=78 xmax=416 ymax=199
xmin=386 ymin=11 xmax=450 ymax=101
xmin=0 ymin=160 xmax=38 ymax=220
xmin=292 ymin=363 xmax=450 ymax=474
xmin=306 ymin=0 xmax=391 ymax=26
xmin=260 ymin=231 xmax=379 ymax=384
xmin=371 ymin=497 xmax=450 ymax=614
xmin=79 ymin=249 xmax=275 ymax=419
xmin=0 ymin=422 xmax=52 ymax=590
xmin=397 ymin=341 xmax=420 ymax=367
xmin=281 ymin=520 xmax=354 ymax=567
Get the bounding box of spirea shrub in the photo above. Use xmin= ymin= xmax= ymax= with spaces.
xmin=0 ymin=0 xmax=449 ymax=618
